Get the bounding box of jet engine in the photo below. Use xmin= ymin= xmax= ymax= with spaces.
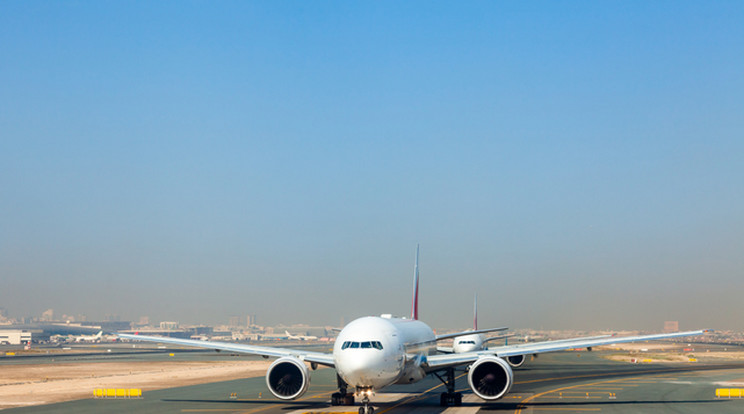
xmin=266 ymin=357 xmax=310 ymax=400
xmin=467 ymin=356 xmax=514 ymax=400
xmin=505 ymin=354 xmax=526 ymax=368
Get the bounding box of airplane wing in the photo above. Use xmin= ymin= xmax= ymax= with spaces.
xmin=435 ymin=327 xmax=509 ymax=341
xmin=482 ymin=333 xmax=612 ymax=347
xmin=490 ymin=329 xmax=709 ymax=358
xmin=117 ymin=333 xmax=335 ymax=367
xmin=481 ymin=333 xmax=516 ymax=344
xmin=423 ymin=329 xmax=708 ymax=372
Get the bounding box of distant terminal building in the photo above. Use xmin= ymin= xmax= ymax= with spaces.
xmin=160 ymin=321 xmax=179 ymax=330
xmin=0 ymin=330 xmax=32 ymax=345
xmin=120 ymin=328 xmax=192 ymax=339
xmin=192 ymin=326 xmax=213 ymax=336
xmin=80 ymin=321 xmax=132 ymax=332
xmin=664 ymin=321 xmax=679 ymax=333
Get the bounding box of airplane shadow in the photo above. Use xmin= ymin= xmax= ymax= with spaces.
xmin=161 ymin=398 xmax=327 ymax=409
xmin=477 ymin=399 xmax=729 ymax=411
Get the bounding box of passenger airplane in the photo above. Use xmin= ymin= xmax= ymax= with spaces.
xmin=74 ymin=331 xmax=103 ymax=343
xmin=119 ymin=247 xmax=708 ymax=414
xmin=285 ymin=330 xmax=318 ymax=341
xmin=438 ymin=294 xmax=514 ymax=353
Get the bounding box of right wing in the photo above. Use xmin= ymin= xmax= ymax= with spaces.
xmin=435 ymin=327 xmax=509 ymax=341
xmin=482 ymin=333 xmax=516 ymax=344
xmin=423 ymin=329 xmax=708 ymax=372
xmin=117 ymin=333 xmax=335 ymax=367
xmin=489 ymin=330 xmax=709 ymax=358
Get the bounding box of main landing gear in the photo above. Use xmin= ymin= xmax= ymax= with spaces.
xmin=330 ymin=375 xmax=355 ymax=406
xmin=435 ymin=367 xmax=462 ymax=407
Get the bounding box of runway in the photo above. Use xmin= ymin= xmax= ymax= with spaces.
xmin=5 ymin=350 xmax=744 ymax=413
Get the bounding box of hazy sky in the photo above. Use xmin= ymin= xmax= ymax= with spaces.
xmin=2 ymin=1 xmax=743 ymax=331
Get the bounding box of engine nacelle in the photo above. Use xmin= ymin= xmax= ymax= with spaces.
xmin=506 ymin=354 xmax=526 ymax=368
xmin=265 ymin=357 xmax=310 ymax=400
xmin=468 ymin=356 xmax=514 ymax=400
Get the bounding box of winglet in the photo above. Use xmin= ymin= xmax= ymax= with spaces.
xmin=411 ymin=244 xmax=420 ymax=320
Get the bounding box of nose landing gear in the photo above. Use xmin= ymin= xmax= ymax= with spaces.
xmin=358 ymin=393 xmax=374 ymax=414
xmin=356 ymin=387 xmax=374 ymax=414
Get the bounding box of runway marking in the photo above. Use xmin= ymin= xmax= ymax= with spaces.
xmin=514 ymin=375 xmax=657 ymax=414
xmin=181 ymin=389 xmax=335 ymax=414
xmin=441 ymin=393 xmax=481 ymax=413
xmin=513 ymin=370 xmax=691 ymax=414
xmin=530 ymin=408 xmax=601 ymax=411
xmin=376 ymin=372 xmax=468 ymax=414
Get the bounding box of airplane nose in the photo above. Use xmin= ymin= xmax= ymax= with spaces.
xmin=337 ymin=351 xmax=397 ymax=388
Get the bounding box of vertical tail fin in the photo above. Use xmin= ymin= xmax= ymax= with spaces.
xmin=411 ymin=244 xmax=420 ymax=320
xmin=473 ymin=293 xmax=478 ymax=330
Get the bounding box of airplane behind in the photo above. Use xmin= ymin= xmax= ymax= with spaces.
xmin=285 ymin=330 xmax=318 ymax=341
xmin=118 ymin=246 xmax=708 ymax=414
xmin=437 ymin=294 xmax=514 ymax=354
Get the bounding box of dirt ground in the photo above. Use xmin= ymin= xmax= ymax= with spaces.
xmin=597 ymin=343 xmax=744 ymax=364
xmin=0 ymin=360 xmax=271 ymax=410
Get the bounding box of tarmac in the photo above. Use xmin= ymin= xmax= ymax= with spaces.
xmin=4 ymin=347 xmax=744 ymax=413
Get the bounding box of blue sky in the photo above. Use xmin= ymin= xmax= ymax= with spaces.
xmin=1 ymin=1 xmax=743 ymax=330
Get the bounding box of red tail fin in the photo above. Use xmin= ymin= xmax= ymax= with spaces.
xmin=411 ymin=245 xmax=420 ymax=320
xmin=473 ymin=293 xmax=478 ymax=330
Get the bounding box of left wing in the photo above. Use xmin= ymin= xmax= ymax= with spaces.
xmin=423 ymin=329 xmax=708 ymax=372
xmin=117 ymin=333 xmax=335 ymax=367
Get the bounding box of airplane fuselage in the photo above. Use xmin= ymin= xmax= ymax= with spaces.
xmin=452 ymin=332 xmax=485 ymax=353
xmin=333 ymin=316 xmax=436 ymax=391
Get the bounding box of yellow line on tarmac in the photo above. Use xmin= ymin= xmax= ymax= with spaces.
xmin=514 ymin=375 xmax=640 ymax=414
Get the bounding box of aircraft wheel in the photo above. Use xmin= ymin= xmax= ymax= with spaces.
xmin=440 ymin=393 xmax=448 ymax=406
xmin=454 ymin=392 xmax=462 ymax=406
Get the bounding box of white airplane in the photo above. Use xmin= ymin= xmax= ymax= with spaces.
xmin=285 ymin=331 xmax=318 ymax=341
xmin=74 ymin=331 xmax=103 ymax=343
xmin=118 ymin=247 xmax=708 ymax=414
xmin=437 ymin=294 xmax=515 ymax=354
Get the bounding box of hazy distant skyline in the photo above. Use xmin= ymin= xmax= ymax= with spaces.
xmin=2 ymin=2 xmax=743 ymax=331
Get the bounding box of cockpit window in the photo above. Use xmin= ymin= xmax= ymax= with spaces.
xmin=341 ymin=341 xmax=383 ymax=350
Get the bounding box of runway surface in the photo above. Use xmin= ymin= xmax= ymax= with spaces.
xmin=5 ymin=350 xmax=744 ymax=414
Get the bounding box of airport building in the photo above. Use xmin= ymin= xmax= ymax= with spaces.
xmin=0 ymin=329 xmax=32 ymax=345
